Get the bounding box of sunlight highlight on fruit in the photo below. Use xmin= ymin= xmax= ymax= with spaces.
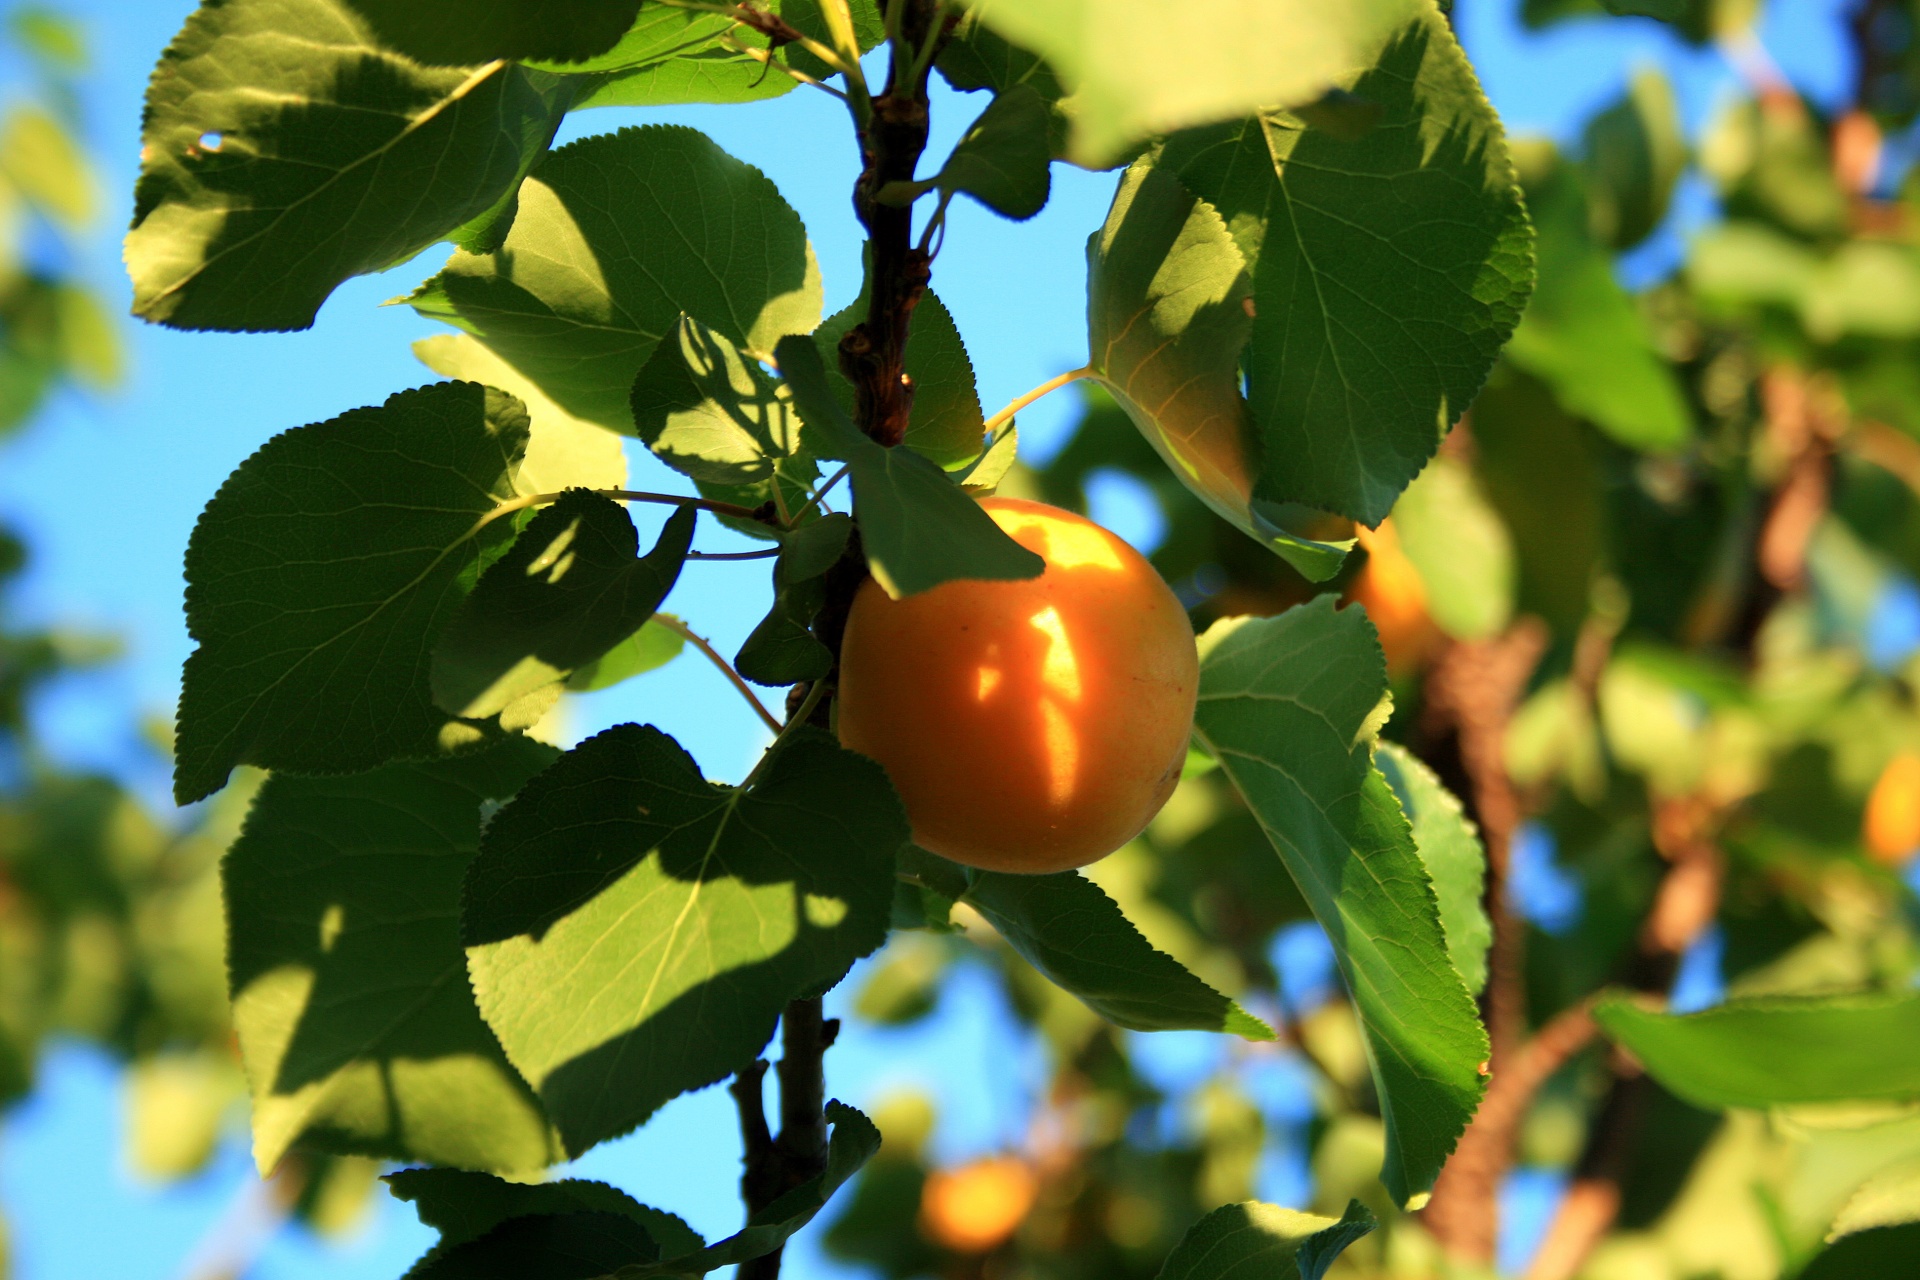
xmin=919 ymin=1156 xmax=1039 ymax=1254
xmin=1864 ymin=751 xmax=1920 ymax=866
xmin=837 ymin=497 xmax=1198 ymax=873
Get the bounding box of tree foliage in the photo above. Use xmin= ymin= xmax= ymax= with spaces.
xmin=31 ymin=0 xmax=1920 ymax=1277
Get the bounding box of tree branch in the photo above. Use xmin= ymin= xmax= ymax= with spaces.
xmin=736 ymin=999 xmax=841 ymax=1280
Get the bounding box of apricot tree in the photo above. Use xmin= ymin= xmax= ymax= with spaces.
xmin=114 ymin=0 xmax=1920 ymax=1277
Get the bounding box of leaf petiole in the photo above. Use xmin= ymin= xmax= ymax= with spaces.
xmin=652 ymin=613 xmax=784 ymax=735
xmin=740 ymin=678 xmax=834 ymax=790
xmin=787 ymin=463 xmax=852 ymax=524
xmin=982 ymin=365 xmax=1094 ymax=437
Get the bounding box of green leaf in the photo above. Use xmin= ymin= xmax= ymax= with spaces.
xmin=175 ymin=381 xmax=530 ymax=804
xmin=395 ymin=1108 xmax=879 ymax=1279
xmin=464 ymin=725 xmax=903 ymax=1154
xmin=1502 ymin=154 xmax=1690 ymax=451
xmin=0 ymin=106 xmax=92 ymax=227
xmin=225 ymin=739 xmax=561 ymax=1176
xmin=959 ymin=0 xmax=1420 ymax=167
xmin=629 ymin=313 xmax=804 ymax=486
xmin=1390 ymin=455 xmax=1514 ymax=642
xmin=1193 ymin=599 xmax=1488 ymax=1205
xmin=773 ymin=333 xmax=1043 ymax=598
xmin=410 ymin=125 xmax=823 ymax=432
xmin=1595 ymin=993 xmax=1920 ymax=1111
xmin=431 ymin=496 xmax=694 ymax=723
xmin=783 ymin=512 xmax=853 ymax=580
xmin=1375 ymin=743 xmax=1490 ymax=995
xmin=1163 ymin=7 xmax=1534 ymax=525
xmin=736 ymin=509 xmax=853 ymax=687
xmin=128 ymin=0 xmax=574 ymax=332
xmin=391 ymin=1168 xmax=703 ymax=1260
xmin=614 ymin=1101 xmax=880 ymax=1277
xmin=1582 ymin=66 xmax=1685 ymax=251
xmin=532 ymin=7 xmax=791 ymax=109
xmin=339 ymin=0 xmax=639 ymax=65
xmin=1799 ymin=1224 xmax=1920 ymax=1280
xmin=934 ymin=85 xmax=1052 ymax=220
xmin=1085 ymin=157 xmax=1350 ymax=582
xmin=961 ymin=865 xmax=1274 ymax=1039
xmin=814 ymin=287 xmax=988 ymax=471
xmin=566 ymin=619 xmax=684 ymax=693
xmin=736 ymin=561 xmax=831 ymax=687
xmin=936 ymin=16 xmax=1070 ymax=158
xmin=1831 ymin=1162 xmax=1920 ymax=1242
xmin=415 ymin=334 xmax=629 ymax=496
xmin=1156 ymin=1199 xmax=1377 ymax=1280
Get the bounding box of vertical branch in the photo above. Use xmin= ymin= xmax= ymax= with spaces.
xmin=736 ymin=1000 xmax=843 ymax=1280
xmin=1524 ymin=797 xmax=1727 ymax=1280
xmin=838 ymin=0 xmax=946 ymax=446
xmin=1418 ymin=619 xmax=1548 ymax=1262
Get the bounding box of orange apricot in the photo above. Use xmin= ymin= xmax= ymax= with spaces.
xmin=1349 ymin=519 xmax=1441 ymax=676
xmin=919 ymin=1156 xmax=1038 ymax=1254
xmin=836 ymin=497 xmax=1198 ymax=874
xmin=1864 ymin=751 xmax=1920 ymax=866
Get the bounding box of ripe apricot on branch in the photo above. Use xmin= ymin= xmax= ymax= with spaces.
xmin=918 ymin=1156 xmax=1038 ymax=1254
xmin=1348 ymin=519 xmax=1440 ymax=676
xmin=837 ymin=497 xmax=1198 ymax=874
xmin=1864 ymin=751 xmax=1920 ymax=866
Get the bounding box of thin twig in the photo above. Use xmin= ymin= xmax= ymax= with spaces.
xmin=982 ymin=365 xmax=1094 ymax=438
xmin=651 ymin=614 xmax=782 ymax=735
xmin=687 ymin=547 xmax=782 ymax=561
xmin=788 ymin=464 xmax=852 ymax=523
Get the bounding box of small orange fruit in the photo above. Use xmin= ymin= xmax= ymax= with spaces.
xmin=1864 ymin=751 xmax=1920 ymax=866
xmin=836 ymin=497 xmax=1198 ymax=874
xmin=919 ymin=1156 xmax=1038 ymax=1254
xmin=1349 ymin=519 xmax=1441 ymax=676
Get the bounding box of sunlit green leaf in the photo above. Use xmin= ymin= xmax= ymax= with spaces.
xmin=960 ymin=0 xmax=1420 ymax=167
xmin=431 ymin=497 xmax=693 ymax=722
xmin=566 ymin=619 xmax=683 ymax=693
xmin=1376 ymin=743 xmax=1490 ymax=995
xmin=225 ymin=739 xmax=561 ymax=1176
xmin=128 ymin=0 xmax=574 ymax=331
xmin=411 ymin=125 xmax=823 ymax=432
xmin=1086 ymin=157 xmax=1350 ymax=582
xmin=962 ymin=864 xmax=1275 ymax=1039
xmin=464 ymin=725 xmax=902 ymax=1153
xmin=1164 ymin=7 xmax=1533 ymax=524
xmin=414 ymin=333 xmax=629 ymax=496
xmin=1391 ymin=455 xmax=1515 ymax=642
xmin=1596 ymin=993 xmax=1920 ymax=1110
xmin=1157 ymin=1199 xmax=1377 ymax=1280
xmin=774 ymin=333 xmax=1042 ymax=597
xmin=1193 ymin=600 xmax=1487 ymax=1204
xmin=936 ymin=14 xmax=1069 ymax=158
xmin=176 ymin=381 xmax=528 ymax=803
xmin=0 ymin=106 xmax=91 ymax=226
xmin=630 ymin=313 xmax=804 ymax=485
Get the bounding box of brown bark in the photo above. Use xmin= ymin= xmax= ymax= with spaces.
xmin=736 ymin=1000 xmax=842 ymax=1280
xmin=1418 ymin=620 xmax=1550 ymax=1261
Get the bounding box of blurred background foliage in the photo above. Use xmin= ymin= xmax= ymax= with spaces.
xmin=0 ymin=6 xmax=378 ymax=1271
xmin=12 ymin=1 xmax=1920 ymax=1279
xmin=824 ymin=1 xmax=1920 ymax=1277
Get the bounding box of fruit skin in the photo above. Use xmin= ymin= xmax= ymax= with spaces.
xmin=837 ymin=496 xmax=1198 ymax=874
xmin=1348 ymin=519 xmax=1441 ymax=677
xmin=918 ymin=1156 xmax=1038 ymax=1254
xmin=1864 ymin=751 xmax=1920 ymax=867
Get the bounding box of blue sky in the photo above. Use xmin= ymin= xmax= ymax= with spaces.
xmin=0 ymin=1 xmax=1860 ymax=1277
